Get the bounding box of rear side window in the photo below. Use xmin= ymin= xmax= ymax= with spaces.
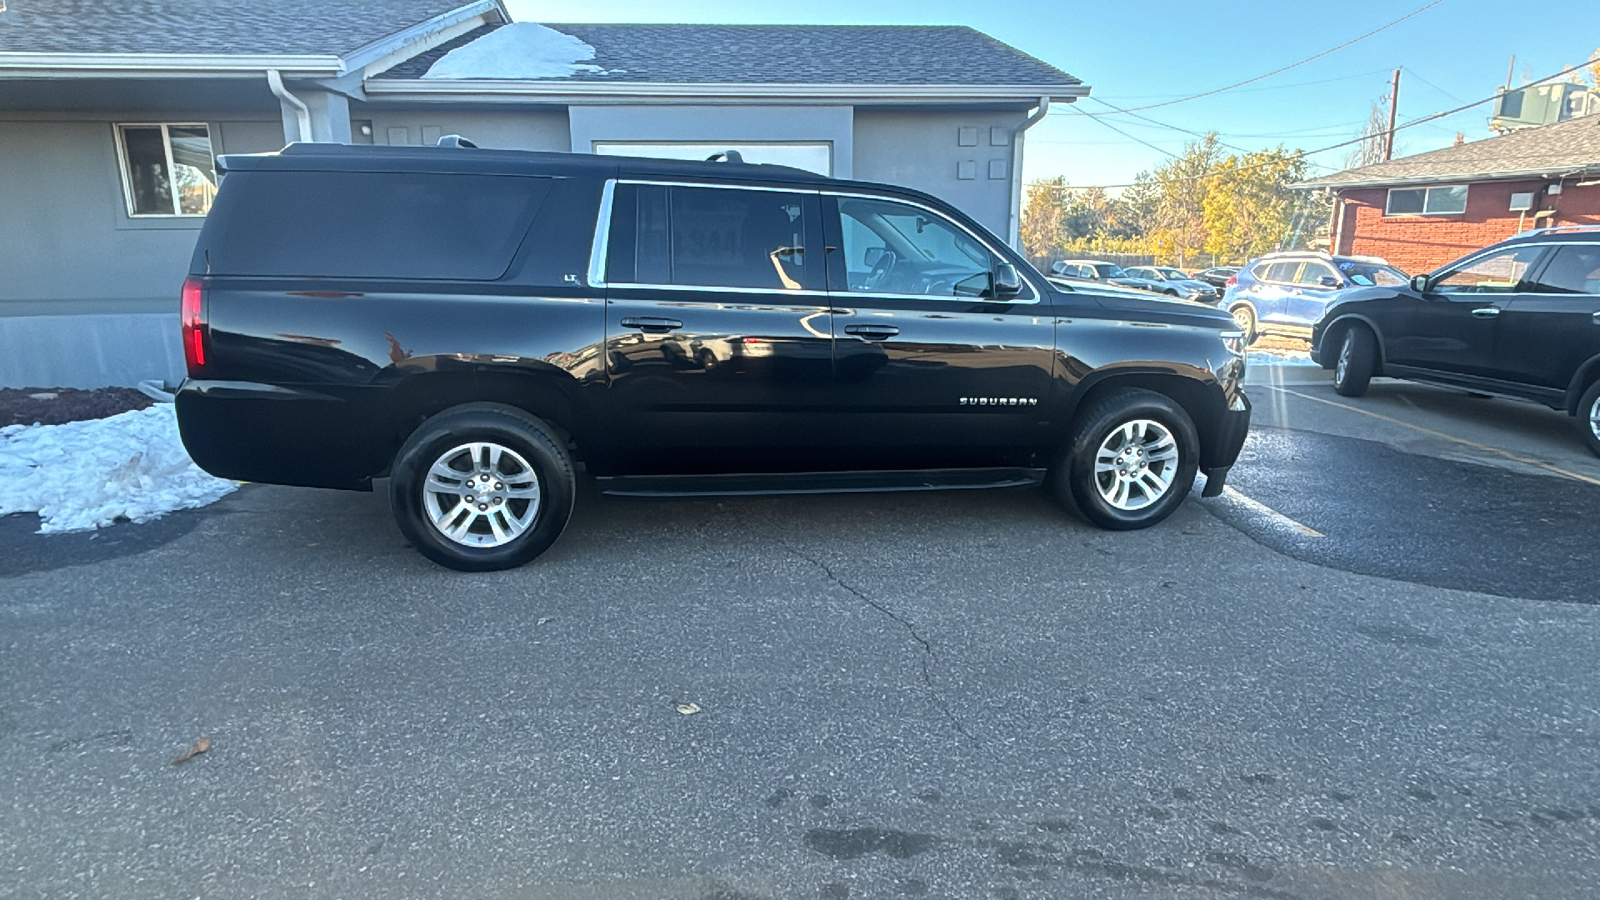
xmin=205 ymin=171 xmax=549 ymax=280
xmin=1527 ymin=244 xmax=1600 ymax=294
xmin=1262 ymin=261 xmax=1300 ymax=283
xmin=606 ymin=184 xmax=818 ymax=291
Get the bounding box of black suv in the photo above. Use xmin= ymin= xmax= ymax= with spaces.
xmin=177 ymin=143 xmax=1251 ymax=570
xmin=1310 ymin=226 xmax=1600 ymax=456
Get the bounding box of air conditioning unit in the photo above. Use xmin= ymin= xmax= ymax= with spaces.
xmin=1509 ymin=191 xmax=1535 ymax=211
xmin=1491 ymin=82 xmax=1600 ymax=132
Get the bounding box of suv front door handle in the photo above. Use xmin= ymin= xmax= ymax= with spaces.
xmin=1469 ymin=307 xmax=1501 ymax=318
xmin=844 ymin=324 xmax=900 ymax=341
xmin=619 ymin=316 xmax=684 ymax=333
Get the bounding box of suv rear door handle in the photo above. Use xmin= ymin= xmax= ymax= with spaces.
xmin=1469 ymin=307 xmax=1501 ymax=318
xmin=844 ymin=324 xmax=900 ymax=340
xmin=619 ymin=316 xmax=683 ymax=332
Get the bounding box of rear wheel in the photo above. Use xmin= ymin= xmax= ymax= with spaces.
xmin=1577 ymin=380 xmax=1600 ymax=458
xmin=1052 ymin=389 xmax=1199 ymax=530
xmin=390 ymin=404 xmax=575 ymax=571
xmin=1332 ymin=325 xmax=1376 ymax=397
xmin=1229 ymin=303 xmax=1257 ymax=346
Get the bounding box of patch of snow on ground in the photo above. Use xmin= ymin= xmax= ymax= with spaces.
xmin=423 ymin=23 xmax=604 ymax=79
xmin=1247 ymin=347 xmax=1319 ymax=367
xmin=0 ymin=404 xmax=236 ymax=533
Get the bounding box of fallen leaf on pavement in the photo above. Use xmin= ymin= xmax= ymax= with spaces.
xmin=537 ymin=617 xmax=552 ymax=626
xmin=172 ymin=738 xmax=211 ymax=765
xmin=675 ymin=702 xmax=702 ymax=716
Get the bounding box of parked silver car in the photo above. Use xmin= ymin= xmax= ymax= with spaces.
xmin=1124 ymin=266 xmax=1221 ymax=303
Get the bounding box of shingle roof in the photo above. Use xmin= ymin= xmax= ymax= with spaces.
xmin=376 ymin=22 xmax=1080 ymax=86
xmin=0 ymin=0 xmax=474 ymax=57
xmin=1303 ymin=114 xmax=1600 ymax=189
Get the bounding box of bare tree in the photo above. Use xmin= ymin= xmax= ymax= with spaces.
xmin=1344 ymin=98 xmax=1393 ymax=169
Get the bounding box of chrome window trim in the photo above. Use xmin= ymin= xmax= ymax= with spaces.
xmin=585 ymin=179 xmax=617 ymax=288
xmin=603 ymin=282 xmax=830 ymax=298
xmin=826 ymin=189 xmax=1041 ymax=305
xmin=587 ymin=177 xmax=1042 ymax=305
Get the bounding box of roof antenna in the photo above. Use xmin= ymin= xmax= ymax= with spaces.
xmin=437 ymin=134 xmax=477 ymax=149
xmin=706 ymin=150 xmax=744 ymax=164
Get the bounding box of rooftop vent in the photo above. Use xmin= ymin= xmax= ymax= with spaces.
xmin=705 ymin=150 xmax=745 ymax=164
xmin=437 ymin=134 xmax=478 ymax=149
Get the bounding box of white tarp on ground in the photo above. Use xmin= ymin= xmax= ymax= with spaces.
xmin=422 ymin=22 xmax=604 ymax=79
xmin=0 ymin=404 xmax=236 ymax=534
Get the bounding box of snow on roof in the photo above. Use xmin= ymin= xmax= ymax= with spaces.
xmin=421 ymin=22 xmax=603 ymax=80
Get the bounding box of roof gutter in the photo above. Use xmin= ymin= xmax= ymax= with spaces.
xmin=1008 ymin=95 xmax=1053 ymax=250
xmin=267 ymin=68 xmax=313 ymax=143
xmin=0 ymin=52 xmax=342 ymax=78
xmin=362 ymin=79 xmax=1088 ymax=104
xmin=1299 ymin=165 xmax=1600 ymax=191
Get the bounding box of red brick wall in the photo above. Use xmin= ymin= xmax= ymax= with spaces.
xmin=1333 ymin=179 xmax=1600 ymax=274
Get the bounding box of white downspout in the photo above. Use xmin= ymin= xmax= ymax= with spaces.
xmin=1008 ymin=95 xmax=1051 ymax=251
xmin=267 ymin=68 xmax=313 ymax=143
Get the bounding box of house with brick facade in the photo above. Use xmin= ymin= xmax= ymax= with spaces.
xmin=1301 ymin=113 xmax=1600 ymax=275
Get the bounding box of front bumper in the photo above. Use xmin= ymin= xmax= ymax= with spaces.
xmin=1198 ymin=389 xmax=1250 ymax=497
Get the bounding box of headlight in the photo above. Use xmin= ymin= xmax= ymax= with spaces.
xmin=1220 ymin=330 xmax=1247 ymax=357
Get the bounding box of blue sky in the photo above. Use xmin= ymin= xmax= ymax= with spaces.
xmin=502 ymin=0 xmax=1598 ymax=190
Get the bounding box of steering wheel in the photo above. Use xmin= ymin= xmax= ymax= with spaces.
xmin=863 ymin=250 xmax=898 ymax=291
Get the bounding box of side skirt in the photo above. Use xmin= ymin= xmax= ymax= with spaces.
xmin=596 ymin=467 xmax=1048 ymax=498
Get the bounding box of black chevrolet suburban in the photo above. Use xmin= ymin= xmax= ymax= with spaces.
xmin=176 ymin=143 xmax=1251 ymax=570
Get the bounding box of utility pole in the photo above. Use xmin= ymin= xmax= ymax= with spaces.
xmin=1383 ymin=68 xmax=1401 ymax=162
xmin=1504 ymin=55 xmax=1516 ymax=91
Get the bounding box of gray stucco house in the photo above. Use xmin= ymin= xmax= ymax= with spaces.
xmin=0 ymin=0 xmax=1086 ymax=389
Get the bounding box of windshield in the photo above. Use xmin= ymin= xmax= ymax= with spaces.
xmin=1157 ymin=268 xmax=1188 ymax=280
xmin=1336 ymin=260 xmax=1408 ymax=287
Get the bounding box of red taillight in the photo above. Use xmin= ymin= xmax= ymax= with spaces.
xmin=1225 ymin=274 xmax=1238 ymax=287
xmin=181 ymin=276 xmax=206 ymax=372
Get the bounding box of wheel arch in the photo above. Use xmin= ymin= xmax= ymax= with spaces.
xmin=1065 ymin=370 xmax=1232 ymax=469
xmin=1320 ymin=313 xmax=1386 ymax=374
xmin=1566 ymin=352 xmax=1600 ymax=415
xmin=378 ymin=366 xmax=585 ymax=477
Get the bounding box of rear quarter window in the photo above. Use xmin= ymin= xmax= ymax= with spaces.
xmin=203 ymin=171 xmax=550 ymax=280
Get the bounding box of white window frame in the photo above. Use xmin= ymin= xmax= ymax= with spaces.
xmin=1384 ymin=184 xmax=1468 ymax=216
xmin=113 ymin=123 xmax=217 ymax=218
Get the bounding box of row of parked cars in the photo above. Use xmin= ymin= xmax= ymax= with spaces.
xmin=1217 ymin=230 xmax=1600 ymax=458
xmin=1048 ymin=259 xmax=1237 ymax=303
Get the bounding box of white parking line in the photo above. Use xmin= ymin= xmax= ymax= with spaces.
xmin=1207 ymin=486 xmax=1325 ymax=538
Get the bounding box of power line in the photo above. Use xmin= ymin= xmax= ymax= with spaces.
xmin=1104 ymin=68 xmax=1394 ymax=102
xmin=1076 ymin=0 xmax=1446 ymax=116
xmin=1078 ymin=96 xmax=1340 ymax=172
xmin=1037 ymin=54 xmax=1600 ymax=192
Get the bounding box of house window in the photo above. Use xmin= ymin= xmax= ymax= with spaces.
xmin=1385 ymin=185 xmax=1468 ymax=216
xmin=115 ymin=124 xmax=218 ymax=217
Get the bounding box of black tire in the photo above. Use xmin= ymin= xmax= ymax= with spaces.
xmin=390 ymin=403 xmax=576 ymax=571
xmin=1577 ymin=379 xmax=1600 ymax=458
xmin=1228 ymin=303 xmax=1257 ymax=346
xmin=1332 ymin=325 xmax=1376 ymax=397
xmin=1051 ymin=388 xmax=1199 ymax=531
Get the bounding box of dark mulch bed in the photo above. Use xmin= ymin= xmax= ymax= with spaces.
xmin=0 ymin=387 xmax=157 ymax=429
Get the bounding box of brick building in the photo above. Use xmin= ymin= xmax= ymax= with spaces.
xmin=1301 ymin=114 xmax=1600 ymax=274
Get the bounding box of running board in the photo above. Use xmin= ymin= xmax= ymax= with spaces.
xmin=597 ymin=467 xmax=1048 ymax=498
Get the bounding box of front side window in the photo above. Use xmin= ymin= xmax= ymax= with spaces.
xmin=836 ymin=196 xmax=1000 ymax=298
xmin=116 ymin=124 xmax=217 ymax=216
xmin=608 ymin=184 xmax=813 ymax=291
xmin=1433 ymin=246 xmax=1543 ymax=293
xmin=1526 ymin=244 xmax=1600 ymax=294
xmin=1295 ymin=262 xmax=1340 ymax=286
xmin=1386 ymin=185 xmax=1468 ymax=216
xmin=1338 ymin=261 xmax=1408 ymax=287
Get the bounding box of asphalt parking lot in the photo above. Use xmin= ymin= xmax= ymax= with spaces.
xmin=4 ymin=366 xmax=1599 ymax=900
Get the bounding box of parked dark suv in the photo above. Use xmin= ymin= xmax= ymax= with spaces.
xmin=1310 ymin=226 xmax=1600 ymax=456
xmin=177 ymin=142 xmax=1251 ymax=570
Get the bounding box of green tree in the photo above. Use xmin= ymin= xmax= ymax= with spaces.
xmin=1020 ymin=176 xmax=1069 ymax=263
xmin=1201 ymin=147 xmax=1314 ymax=262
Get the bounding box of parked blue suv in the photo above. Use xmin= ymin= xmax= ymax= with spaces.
xmin=1224 ymin=252 xmax=1408 ymax=343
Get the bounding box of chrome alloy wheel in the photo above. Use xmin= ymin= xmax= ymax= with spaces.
xmin=1336 ymin=333 xmax=1352 ymax=384
xmin=422 ymin=442 xmax=541 ymax=548
xmin=1590 ymin=393 xmax=1600 ymax=440
xmin=1093 ymin=419 xmax=1180 ymax=511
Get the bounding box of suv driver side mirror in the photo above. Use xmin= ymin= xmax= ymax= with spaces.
xmin=1409 ymin=273 xmax=1430 ymax=293
xmin=993 ymin=262 xmax=1023 ymax=299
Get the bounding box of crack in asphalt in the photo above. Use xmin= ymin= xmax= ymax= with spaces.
xmin=786 ymin=545 xmax=980 ymax=747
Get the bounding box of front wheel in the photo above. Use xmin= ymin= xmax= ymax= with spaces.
xmin=390 ymin=404 xmax=576 ymax=571
xmin=1577 ymin=380 xmax=1600 ymax=458
xmin=1052 ymin=389 xmax=1199 ymax=530
xmin=1332 ymin=326 xmax=1376 ymax=397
